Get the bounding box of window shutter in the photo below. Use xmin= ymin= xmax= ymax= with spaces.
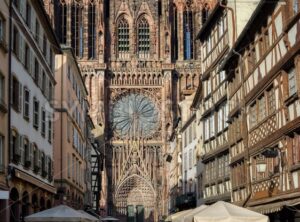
xmin=19 ymin=135 xmax=24 ymax=165
xmin=15 ymin=135 xmax=22 ymax=155
xmin=10 ymin=134 xmax=13 ymax=161
xmin=44 ymin=156 xmax=49 ymax=176
xmin=38 ymin=150 xmax=41 ymax=171
xmin=20 ymin=0 xmax=26 ymax=18
xmin=282 ymin=71 xmax=289 ymax=101
xmin=38 ymin=68 xmax=43 ymax=89
xmin=19 ymin=35 xmax=24 ymax=63
xmin=31 ymin=11 xmax=36 ymax=34
xmin=29 ymin=143 xmax=33 ymax=166
xmin=30 ymin=54 xmax=35 ymax=78
xmin=45 ymin=76 xmax=49 ymax=100
xmin=18 ymin=83 xmax=22 ymax=113
xmin=28 ymin=50 xmax=33 ymax=76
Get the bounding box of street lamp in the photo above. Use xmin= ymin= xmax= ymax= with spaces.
xmin=256 ymin=146 xmax=284 ymax=189
xmin=256 ymin=157 xmax=267 ymax=174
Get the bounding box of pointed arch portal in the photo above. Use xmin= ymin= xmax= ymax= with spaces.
xmin=115 ymin=174 xmax=156 ymax=222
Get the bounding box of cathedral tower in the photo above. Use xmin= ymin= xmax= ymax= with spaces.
xmin=44 ymin=0 xmax=208 ymax=221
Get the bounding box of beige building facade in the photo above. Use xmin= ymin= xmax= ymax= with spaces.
xmin=54 ymin=47 xmax=92 ymax=209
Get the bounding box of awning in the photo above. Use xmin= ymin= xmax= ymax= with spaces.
xmin=165 ymin=210 xmax=192 ymax=222
xmin=25 ymin=205 xmax=98 ymax=222
xmin=248 ymin=198 xmax=300 ymax=215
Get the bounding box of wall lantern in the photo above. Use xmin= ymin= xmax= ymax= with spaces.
xmin=256 ymin=159 xmax=267 ymax=173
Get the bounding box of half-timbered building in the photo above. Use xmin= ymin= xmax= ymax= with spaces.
xmin=222 ymin=0 xmax=300 ymax=220
xmin=196 ymin=0 xmax=258 ymax=204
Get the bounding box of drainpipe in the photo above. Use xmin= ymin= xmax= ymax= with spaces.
xmin=60 ymin=54 xmax=64 ymax=203
xmin=220 ymin=1 xmax=236 ymax=44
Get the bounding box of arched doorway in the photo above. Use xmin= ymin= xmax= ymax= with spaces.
xmin=21 ymin=192 xmax=29 ymax=221
xmin=10 ymin=188 xmax=20 ymax=222
xmin=46 ymin=200 xmax=52 ymax=209
xmin=40 ymin=197 xmax=45 ymax=211
xmin=115 ymin=174 xmax=156 ymax=222
xmin=31 ymin=194 xmax=38 ymax=213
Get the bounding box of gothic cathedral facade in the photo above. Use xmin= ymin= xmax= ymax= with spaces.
xmin=44 ymin=0 xmax=210 ymax=221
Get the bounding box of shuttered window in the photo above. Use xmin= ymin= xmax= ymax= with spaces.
xmin=23 ymin=87 xmax=30 ymax=120
xmin=33 ymin=97 xmax=39 ymax=129
xmin=288 ymin=67 xmax=297 ymax=96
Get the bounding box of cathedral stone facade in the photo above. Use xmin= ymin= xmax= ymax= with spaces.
xmin=44 ymin=0 xmax=210 ymax=221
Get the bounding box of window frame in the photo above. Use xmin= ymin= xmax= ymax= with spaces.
xmin=33 ymin=97 xmax=39 ymax=129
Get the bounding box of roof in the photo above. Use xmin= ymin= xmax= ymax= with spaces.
xmin=196 ymin=1 xmax=225 ymax=41
xmin=36 ymin=0 xmax=61 ymax=54
xmin=60 ymin=45 xmax=89 ymax=95
xmin=220 ymin=0 xmax=276 ymax=70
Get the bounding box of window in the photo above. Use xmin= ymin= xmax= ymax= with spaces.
xmin=42 ymin=71 xmax=46 ymax=93
xmin=23 ymin=138 xmax=29 ymax=166
xmin=26 ymin=2 xmax=31 ymax=28
xmin=293 ymin=0 xmax=299 ymax=14
xmin=0 ymin=15 xmax=5 ymax=43
xmin=267 ymin=88 xmax=276 ymax=114
xmin=23 ymin=87 xmax=30 ymax=120
xmin=41 ymin=108 xmax=46 ymax=137
xmin=88 ymin=2 xmax=96 ymax=58
xmin=43 ymin=35 xmax=47 ymax=56
xmin=12 ymin=77 xmax=21 ymax=112
xmin=183 ymin=10 xmax=193 ymax=60
xmin=184 ymin=152 xmax=187 ymax=171
xmin=218 ymin=108 xmax=223 ymax=133
xmin=0 ymin=135 xmax=3 ymax=171
xmin=48 ymin=157 xmax=52 ymax=181
xmin=33 ymin=145 xmax=39 ymax=172
xmin=117 ymin=17 xmax=130 ymax=54
xmin=137 ymin=17 xmax=150 ymax=55
xmin=12 ymin=26 xmax=19 ymax=56
xmin=209 ymin=115 xmax=215 ymax=137
xmin=11 ymin=130 xmax=20 ymax=163
xmin=49 ymin=82 xmax=53 ymax=101
xmin=62 ymin=3 xmax=67 ymax=44
xmin=71 ymin=3 xmax=83 ymax=57
xmin=188 ymin=149 xmax=193 ymax=169
xmin=288 ymin=67 xmax=297 ymax=96
xmin=0 ymin=74 xmax=4 ymax=105
xmin=258 ymin=96 xmax=266 ymax=122
xmin=34 ymin=58 xmax=39 ymax=84
xmin=35 ymin=20 xmax=39 ymax=41
xmin=48 ymin=118 xmax=52 ymax=143
xmin=41 ymin=152 xmax=46 ymax=177
xmin=291 ymin=134 xmax=300 ymax=165
xmin=24 ymin=44 xmax=30 ymax=70
xmin=207 ymin=78 xmax=211 ymax=95
xmin=33 ymin=97 xmax=39 ymax=129
xmin=249 ymin=103 xmax=257 ymax=128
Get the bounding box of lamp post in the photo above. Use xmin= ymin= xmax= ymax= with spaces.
xmin=256 ymin=147 xmax=284 ymax=190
